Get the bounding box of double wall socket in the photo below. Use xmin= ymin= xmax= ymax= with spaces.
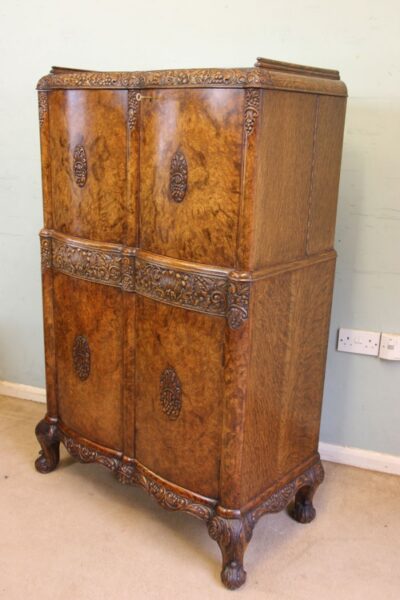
xmin=337 ymin=328 xmax=381 ymax=356
xmin=337 ymin=328 xmax=400 ymax=360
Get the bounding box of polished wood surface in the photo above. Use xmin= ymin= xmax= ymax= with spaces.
xmin=35 ymin=57 xmax=347 ymax=590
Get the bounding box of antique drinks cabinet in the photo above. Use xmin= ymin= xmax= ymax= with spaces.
xmin=35 ymin=58 xmax=347 ymax=590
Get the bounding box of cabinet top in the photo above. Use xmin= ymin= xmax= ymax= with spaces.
xmin=37 ymin=57 xmax=347 ymax=97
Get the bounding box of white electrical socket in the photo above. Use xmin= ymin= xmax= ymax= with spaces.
xmin=379 ymin=333 xmax=400 ymax=361
xmin=337 ymin=328 xmax=381 ymax=356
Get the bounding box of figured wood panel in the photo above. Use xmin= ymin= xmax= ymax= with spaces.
xmin=306 ymin=96 xmax=347 ymax=255
xmin=135 ymin=296 xmax=225 ymax=498
xmin=139 ymin=89 xmax=243 ymax=267
xmin=53 ymin=273 xmax=124 ymax=450
xmin=252 ymin=91 xmax=317 ymax=268
xmin=49 ymin=90 xmax=127 ymax=243
xmin=240 ymin=259 xmax=335 ymax=504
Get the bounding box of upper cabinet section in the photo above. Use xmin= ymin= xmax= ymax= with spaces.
xmin=139 ymin=89 xmax=243 ymax=266
xmin=48 ymin=90 xmax=127 ymax=243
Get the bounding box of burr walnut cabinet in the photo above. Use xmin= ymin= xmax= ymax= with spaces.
xmin=35 ymin=58 xmax=347 ymax=590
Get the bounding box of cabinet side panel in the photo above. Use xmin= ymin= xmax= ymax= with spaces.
xmin=240 ymin=259 xmax=335 ymax=504
xmin=306 ymin=96 xmax=347 ymax=255
xmin=49 ymin=90 xmax=127 ymax=243
xmin=135 ymin=297 xmax=224 ymax=498
xmin=252 ymin=91 xmax=317 ymax=268
xmin=53 ymin=274 xmax=124 ymax=451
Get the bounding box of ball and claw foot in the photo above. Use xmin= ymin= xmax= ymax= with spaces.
xmin=35 ymin=418 xmax=60 ymax=474
xmin=290 ymin=485 xmax=317 ymax=524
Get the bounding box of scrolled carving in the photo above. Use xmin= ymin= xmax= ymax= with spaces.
xmin=244 ymin=89 xmax=260 ymax=136
xmin=127 ymin=90 xmax=139 ymax=131
xmin=72 ymin=335 xmax=91 ymax=381
xmin=38 ymin=92 xmax=48 ymax=127
xmin=226 ymin=280 xmax=250 ymax=330
xmin=63 ymin=435 xmax=120 ymax=471
xmin=247 ymin=461 xmax=325 ymax=526
xmin=169 ymin=150 xmax=188 ymax=203
xmin=135 ymin=259 xmax=227 ymax=316
xmin=52 ymin=239 xmax=122 ymax=287
xmin=160 ymin=366 xmax=182 ymax=420
xmin=40 ymin=237 xmax=52 ymax=272
xmin=73 ymin=144 xmax=87 ymax=187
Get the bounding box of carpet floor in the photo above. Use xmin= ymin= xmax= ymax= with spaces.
xmin=1 ymin=394 xmax=399 ymax=600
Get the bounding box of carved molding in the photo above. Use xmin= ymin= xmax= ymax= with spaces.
xmin=73 ymin=144 xmax=87 ymax=187
xmin=169 ymin=151 xmax=188 ymax=203
xmin=38 ymin=92 xmax=48 ymax=127
xmin=135 ymin=258 xmax=227 ymax=316
xmin=72 ymin=335 xmax=91 ymax=381
xmin=52 ymin=238 xmax=123 ymax=287
xmin=226 ymin=281 xmax=250 ymax=330
xmin=52 ymin=424 xmax=216 ymax=521
xmin=246 ymin=462 xmax=325 ymax=526
xmin=127 ymin=90 xmax=139 ymax=131
xmin=38 ymin=68 xmax=271 ymax=90
xmin=160 ymin=366 xmax=182 ymax=420
xmin=244 ymin=89 xmax=260 ymax=136
xmin=40 ymin=233 xmax=251 ymax=327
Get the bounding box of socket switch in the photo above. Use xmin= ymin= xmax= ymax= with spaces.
xmin=337 ymin=328 xmax=381 ymax=356
xmin=379 ymin=333 xmax=400 ymax=361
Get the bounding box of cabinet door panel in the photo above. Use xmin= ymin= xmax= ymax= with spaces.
xmin=139 ymin=89 xmax=243 ymax=267
xmin=49 ymin=90 xmax=127 ymax=243
xmin=135 ymin=297 xmax=225 ymax=498
xmin=53 ymin=273 xmax=123 ymax=451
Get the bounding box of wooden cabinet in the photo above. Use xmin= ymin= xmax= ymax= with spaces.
xmin=35 ymin=58 xmax=347 ymax=590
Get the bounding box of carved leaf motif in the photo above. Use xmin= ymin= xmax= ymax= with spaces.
xmin=73 ymin=144 xmax=87 ymax=187
xmin=72 ymin=335 xmax=91 ymax=381
xmin=169 ymin=151 xmax=188 ymax=203
xmin=127 ymin=90 xmax=139 ymax=131
xmin=244 ymin=89 xmax=260 ymax=136
xmin=226 ymin=281 xmax=251 ymax=329
xmin=38 ymin=92 xmax=48 ymax=127
xmin=160 ymin=366 xmax=182 ymax=420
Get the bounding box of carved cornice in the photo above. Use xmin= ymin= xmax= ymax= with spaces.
xmin=37 ymin=68 xmax=271 ymax=90
xmin=40 ymin=231 xmax=250 ymax=328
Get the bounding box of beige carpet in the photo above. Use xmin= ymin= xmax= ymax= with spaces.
xmin=1 ymin=394 xmax=399 ymax=600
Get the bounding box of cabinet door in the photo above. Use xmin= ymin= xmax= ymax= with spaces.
xmin=135 ymin=296 xmax=225 ymax=499
xmin=53 ymin=273 xmax=123 ymax=451
xmin=139 ymin=89 xmax=243 ymax=267
xmin=49 ymin=90 xmax=127 ymax=243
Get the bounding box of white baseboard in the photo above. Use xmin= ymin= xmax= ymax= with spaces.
xmin=0 ymin=380 xmax=46 ymax=404
xmin=0 ymin=380 xmax=398 ymax=476
xmin=319 ymin=441 xmax=400 ymax=476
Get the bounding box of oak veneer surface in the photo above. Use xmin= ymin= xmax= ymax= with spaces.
xmin=35 ymin=58 xmax=347 ymax=590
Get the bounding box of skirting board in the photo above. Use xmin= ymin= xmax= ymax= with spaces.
xmin=0 ymin=379 xmax=399 ymax=477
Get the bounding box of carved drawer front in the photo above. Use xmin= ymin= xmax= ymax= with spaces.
xmin=139 ymin=88 xmax=243 ymax=267
xmin=48 ymin=90 xmax=127 ymax=243
xmin=135 ymin=296 xmax=225 ymax=499
xmin=53 ymin=273 xmax=124 ymax=451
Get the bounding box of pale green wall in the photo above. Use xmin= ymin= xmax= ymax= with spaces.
xmin=1 ymin=0 xmax=399 ymax=454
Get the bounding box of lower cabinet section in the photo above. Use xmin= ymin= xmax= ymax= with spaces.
xmin=135 ymin=296 xmax=225 ymax=498
xmin=53 ymin=273 xmax=124 ymax=451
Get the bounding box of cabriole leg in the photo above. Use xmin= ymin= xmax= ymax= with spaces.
xmin=207 ymin=515 xmax=254 ymax=590
xmin=35 ymin=418 xmax=60 ymax=474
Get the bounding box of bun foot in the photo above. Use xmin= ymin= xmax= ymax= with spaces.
xmin=35 ymin=418 xmax=60 ymax=474
xmin=221 ymin=560 xmax=247 ymax=590
xmin=208 ymin=514 xmax=253 ymax=590
xmin=291 ymin=499 xmax=316 ymax=524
